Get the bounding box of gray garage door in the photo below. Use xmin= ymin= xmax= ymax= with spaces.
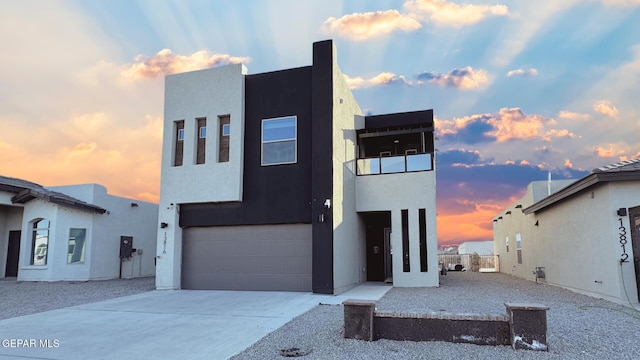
xmin=182 ymin=224 xmax=312 ymax=291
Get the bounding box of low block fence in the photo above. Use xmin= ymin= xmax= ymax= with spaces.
xmin=343 ymin=300 xmax=549 ymax=351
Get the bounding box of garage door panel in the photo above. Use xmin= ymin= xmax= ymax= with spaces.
xmin=183 ymin=239 xmax=310 ymax=258
xmin=182 ymin=224 xmax=312 ymax=291
xmin=182 ymin=274 xmax=312 ymax=292
xmin=184 ymin=255 xmax=311 ymax=274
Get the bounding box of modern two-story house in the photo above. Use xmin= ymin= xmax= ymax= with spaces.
xmin=155 ymin=40 xmax=438 ymax=294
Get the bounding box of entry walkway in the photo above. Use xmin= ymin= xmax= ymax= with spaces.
xmin=0 ymin=283 xmax=391 ymax=360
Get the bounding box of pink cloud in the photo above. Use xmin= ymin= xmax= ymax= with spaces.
xmin=417 ymin=66 xmax=490 ymax=90
xmin=322 ymin=10 xmax=422 ymax=41
xmin=405 ymin=0 xmax=509 ymax=27
xmin=558 ymin=110 xmax=591 ymax=120
xmin=438 ymin=108 xmax=576 ymax=142
xmin=67 ymin=142 xmax=97 ymax=156
xmin=506 ymin=68 xmax=538 ymax=77
xmin=121 ymin=49 xmax=250 ymax=80
xmin=594 ymin=144 xmax=624 ymax=158
xmin=490 ymin=108 xmax=576 ymax=142
xmin=564 ymin=158 xmax=573 ymax=168
xmin=593 ymin=100 xmax=619 ymax=117
xmin=343 ymin=72 xmax=410 ymax=89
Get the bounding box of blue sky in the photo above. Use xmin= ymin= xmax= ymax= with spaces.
xmin=1 ymin=0 xmax=639 ymax=244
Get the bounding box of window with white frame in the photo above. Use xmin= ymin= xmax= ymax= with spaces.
xmin=505 ymin=236 xmax=509 ymax=252
xmin=67 ymin=228 xmax=87 ymax=264
xmin=261 ymin=116 xmax=297 ymax=166
xmin=31 ymin=219 xmax=50 ymax=265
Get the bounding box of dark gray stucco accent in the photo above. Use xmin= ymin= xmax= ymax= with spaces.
xmin=179 ymin=66 xmax=314 ymax=227
xmin=311 ymin=40 xmax=335 ymax=294
xmin=365 ymin=109 xmax=434 ymax=130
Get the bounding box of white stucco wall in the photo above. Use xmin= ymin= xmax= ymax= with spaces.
xmin=15 ymin=184 xmax=158 ymax=281
xmin=161 ymin=64 xmax=247 ymax=204
xmin=0 ymin=202 xmax=23 ymax=278
xmin=157 ymin=64 xmax=246 ymax=290
xmin=494 ymin=180 xmax=640 ymax=305
xmin=17 ymin=199 xmax=60 ymax=281
xmin=156 ymin=204 xmax=181 ymax=289
xmin=356 ymin=170 xmax=438 ymax=287
xmin=330 ymin=43 xmax=366 ymax=294
xmin=85 ymin=185 xmax=158 ymax=280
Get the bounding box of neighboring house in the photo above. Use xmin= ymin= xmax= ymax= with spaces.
xmin=0 ymin=175 xmax=158 ymax=281
xmin=493 ymin=159 xmax=640 ymax=306
xmin=458 ymin=241 xmax=494 ymax=255
xmin=156 ymin=40 xmax=438 ymax=294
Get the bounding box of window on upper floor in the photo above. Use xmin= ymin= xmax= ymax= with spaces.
xmin=30 ymin=219 xmax=50 ymax=266
xmin=218 ymin=115 xmax=230 ymax=163
xmin=174 ymin=120 xmax=185 ymax=166
xmin=261 ymin=116 xmax=297 ymax=166
xmin=196 ymin=118 xmax=206 ymax=164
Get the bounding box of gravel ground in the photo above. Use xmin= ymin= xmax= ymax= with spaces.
xmin=0 ymin=276 xmax=155 ymax=320
xmin=233 ymin=272 xmax=640 ymax=360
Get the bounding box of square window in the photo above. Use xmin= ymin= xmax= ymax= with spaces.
xmin=262 ymin=116 xmax=297 ymax=166
xmin=222 ymin=123 xmax=230 ymax=136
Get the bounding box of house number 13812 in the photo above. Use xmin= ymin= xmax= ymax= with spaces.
xmin=619 ymin=218 xmax=629 ymax=263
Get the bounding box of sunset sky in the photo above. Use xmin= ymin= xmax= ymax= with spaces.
xmin=1 ymin=1 xmax=639 ymax=246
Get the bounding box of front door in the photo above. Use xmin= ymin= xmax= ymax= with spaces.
xmin=5 ymin=231 xmax=21 ymax=277
xmin=629 ymin=207 xmax=640 ymax=301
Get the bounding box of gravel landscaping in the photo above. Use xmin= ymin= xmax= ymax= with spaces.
xmin=233 ymin=272 xmax=640 ymax=360
xmin=0 ymin=276 xmax=155 ymax=320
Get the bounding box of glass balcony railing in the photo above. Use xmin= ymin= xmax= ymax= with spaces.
xmin=356 ymin=153 xmax=433 ymax=175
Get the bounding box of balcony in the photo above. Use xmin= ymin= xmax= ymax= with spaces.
xmin=356 ymin=153 xmax=433 ymax=175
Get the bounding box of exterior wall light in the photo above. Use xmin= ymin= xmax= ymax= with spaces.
xmin=324 ymin=199 xmax=331 ymax=209
xmin=160 ymin=222 xmax=168 ymax=229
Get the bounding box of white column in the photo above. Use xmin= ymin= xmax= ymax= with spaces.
xmin=155 ymin=204 xmax=182 ymax=290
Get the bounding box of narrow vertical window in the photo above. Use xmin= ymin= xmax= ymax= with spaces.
xmin=401 ymin=209 xmax=410 ymax=272
xmin=516 ymin=233 xmax=522 ymax=264
xmin=505 ymin=236 xmax=509 ymax=252
xmin=196 ymin=117 xmax=206 ymax=164
xmin=419 ymin=209 xmax=427 ymax=272
xmin=174 ymin=120 xmax=184 ymax=166
xmin=67 ymin=228 xmax=87 ymax=264
xmin=218 ymin=115 xmax=230 ymax=163
xmin=31 ymin=219 xmax=50 ymax=265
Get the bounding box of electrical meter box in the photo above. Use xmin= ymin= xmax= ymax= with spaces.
xmin=120 ymin=236 xmax=133 ymax=259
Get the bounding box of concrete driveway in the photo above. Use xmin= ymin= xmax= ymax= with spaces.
xmin=0 ymin=284 xmax=390 ymax=360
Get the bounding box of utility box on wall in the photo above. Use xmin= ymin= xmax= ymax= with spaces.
xmin=120 ymin=236 xmax=133 ymax=259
